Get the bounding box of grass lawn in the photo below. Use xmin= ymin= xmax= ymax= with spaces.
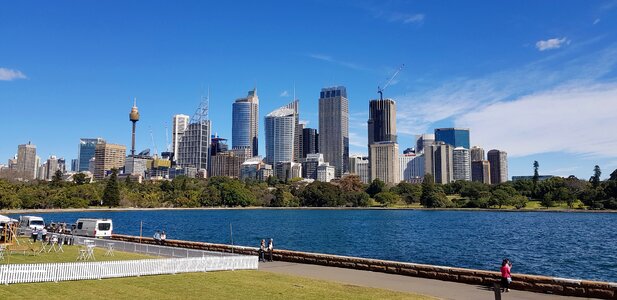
xmin=0 ymin=270 xmax=434 ymax=300
xmin=1 ymin=239 xmax=154 ymax=264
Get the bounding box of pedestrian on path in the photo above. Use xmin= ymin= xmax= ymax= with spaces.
xmin=267 ymin=238 xmax=274 ymax=262
xmin=160 ymin=231 xmax=166 ymax=245
xmin=500 ymin=258 xmax=513 ymax=292
xmin=259 ymin=239 xmax=266 ymax=262
xmin=153 ymin=230 xmax=161 ymax=245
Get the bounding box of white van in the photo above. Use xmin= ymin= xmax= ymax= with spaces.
xmin=18 ymin=216 xmax=45 ymax=231
xmin=73 ymin=218 xmax=113 ymax=238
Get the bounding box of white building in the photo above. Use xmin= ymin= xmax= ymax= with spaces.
xmin=399 ymin=153 xmax=425 ymax=182
xmin=348 ymin=155 xmax=369 ymax=184
xmin=453 ymin=147 xmax=471 ymax=181
xmin=265 ymin=104 xmax=296 ymax=165
xmin=316 ymin=163 xmax=335 ymax=182
xmin=172 ymin=114 xmax=190 ymax=162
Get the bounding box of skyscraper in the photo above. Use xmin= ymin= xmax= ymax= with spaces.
xmin=172 ymin=114 xmax=190 ymax=162
xmin=367 ymin=98 xmax=397 ymax=182
xmin=177 ymin=97 xmax=211 ymax=177
xmin=232 ymin=89 xmax=259 ymax=157
xmin=470 ymin=146 xmax=485 ymax=162
xmin=452 ymin=147 xmax=471 ymax=181
xmin=487 ymin=149 xmax=508 ymax=184
xmin=368 ymin=99 xmax=397 ymax=145
xmin=94 ymin=143 xmax=126 ymax=180
xmin=472 ymin=160 xmax=491 ymax=184
xmin=369 ymin=141 xmax=400 ymax=185
xmin=348 ymin=155 xmax=370 ymax=184
xmin=301 ymin=127 xmax=319 ymax=158
xmin=265 ymin=102 xmax=296 ymax=166
xmin=319 ymin=86 xmax=349 ymax=177
xmin=415 ymin=134 xmax=435 ymax=154
xmin=400 ymin=153 xmax=424 ymax=182
xmin=45 ymin=156 xmax=59 ymax=180
xmin=77 ymin=138 xmax=105 ymax=172
xmin=434 ymin=128 xmax=470 ymax=149
xmin=429 ymin=142 xmax=454 ymax=184
xmin=16 ymin=142 xmax=37 ymax=180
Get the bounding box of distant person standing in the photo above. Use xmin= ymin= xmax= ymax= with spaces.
xmin=267 ymin=238 xmax=274 ymax=262
xmin=153 ymin=230 xmax=161 ymax=245
xmin=31 ymin=228 xmax=38 ymax=243
xmin=160 ymin=231 xmax=166 ymax=245
xmin=259 ymin=239 xmax=266 ymax=262
xmin=41 ymin=227 xmax=48 ymax=242
xmin=500 ymin=259 xmax=513 ymax=292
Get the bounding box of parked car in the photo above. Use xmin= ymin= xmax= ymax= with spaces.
xmin=72 ymin=218 xmax=113 ymax=238
xmin=18 ymin=215 xmax=45 ymax=234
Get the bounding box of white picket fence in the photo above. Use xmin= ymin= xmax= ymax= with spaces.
xmin=0 ymin=255 xmax=258 ymax=285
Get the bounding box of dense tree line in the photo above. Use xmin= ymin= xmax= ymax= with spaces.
xmin=1 ymin=166 xmax=616 ymax=210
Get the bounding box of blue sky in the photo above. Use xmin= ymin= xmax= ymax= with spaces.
xmin=2 ymin=0 xmax=617 ymax=179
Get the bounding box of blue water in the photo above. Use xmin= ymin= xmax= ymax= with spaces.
xmin=11 ymin=209 xmax=617 ymax=282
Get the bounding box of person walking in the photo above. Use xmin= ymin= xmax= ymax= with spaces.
xmin=31 ymin=228 xmax=38 ymax=243
xmin=267 ymin=238 xmax=274 ymax=262
xmin=153 ymin=230 xmax=161 ymax=245
xmin=500 ymin=258 xmax=513 ymax=292
xmin=259 ymin=239 xmax=266 ymax=262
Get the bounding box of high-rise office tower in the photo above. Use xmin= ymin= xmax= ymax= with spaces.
xmin=301 ymin=153 xmax=324 ymax=180
xmin=428 ymin=142 xmax=454 ymax=184
xmin=172 ymin=114 xmax=190 ymax=162
xmin=319 ymin=86 xmax=349 ymax=177
xmin=280 ymin=99 xmax=301 ymax=162
xmin=301 ymin=128 xmax=319 ymax=158
xmin=348 ymin=155 xmax=370 ymax=184
xmin=487 ymin=149 xmax=508 ymax=184
xmin=265 ymin=102 xmax=296 ymax=166
xmin=415 ymin=134 xmax=435 ymax=154
xmin=367 ymin=98 xmax=397 ymax=182
xmin=470 ymin=146 xmax=485 ymax=162
xmin=399 ymin=153 xmax=425 ymax=182
xmin=71 ymin=159 xmax=78 ymax=172
xmin=45 ymin=156 xmax=59 ymax=180
xmin=369 ymin=141 xmax=400 ymax=185
xmin=16 ymin=142 xmax=37 ymax=180
xmin=471 ymin=160 xmax=491 ymax=184
xmin=94 ymin=143 xmax=126 ymax=180
xmin=77 ymin=138 xmax=105 ymax=172
xmin=452 ymin=147 xmax=471 ymax=181
xmin=177 ymin=96 xmax=211 ymax=177
xmin=368 ymin=99 xmax=397 ymax=145
xmin=210 ymin=135 xmax=229 ymax=156
xmin=434 ymin=128 xmax=470 ymax=149
xmin=232 ymin=89 xmax=259 ymax=157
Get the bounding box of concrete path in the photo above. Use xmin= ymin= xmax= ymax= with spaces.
xmin=259 ymin=261 xmax=600 ymax=300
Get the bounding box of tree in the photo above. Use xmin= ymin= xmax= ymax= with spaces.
xmin=490 ymin=189 xmax=510 ymax=208
xmin=391 ymin=182 xmax=422 ymax=204
xmin=374 ymin=191 xmax=400 ymax=207
xmin=51 ymin=169 xmax=64 ymax=187
xmin=532 ymin=161 xmax=540 ymax=196
xmin=300 ymin=181 xmax=341 ymax=207
xmin=73 ymin=172 xmax=88 ymax=185
xmin=511 ymin=195 xmax=528 ymax=209
xmin=590 ymin=165 xmax=601 ymax=189
xmin=343 ymin=191 xmax=370 ymax=207
xmin=102 ymin=169 xmax=120 ymax=207
xmin=366 ymin=179 xmax=386 ymax=198
xmin=339 ymin=175 xmax=365 ymax=193
xmin=420 ymin=175 xmax=452 ymax=208
xmin=541 ymin=192 xmax=555 ymax=208
xmin=610 ymin=169 xmax=617 ymax=182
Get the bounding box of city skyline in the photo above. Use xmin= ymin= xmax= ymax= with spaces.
xmin=2 ymin=1 xmax=617 ymax=179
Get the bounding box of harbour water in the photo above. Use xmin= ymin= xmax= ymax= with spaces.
xmin=13 ymin=209 xmax=617 ymax=282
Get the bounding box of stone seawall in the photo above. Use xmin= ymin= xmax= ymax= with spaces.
xmin=112 ymin=234 xmax=617 ymax=299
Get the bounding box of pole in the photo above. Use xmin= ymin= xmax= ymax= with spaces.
xmin=229 ymin=223 xmax=234 ymax=254
xmin=139 ymin=220 xmax=143 ymax=244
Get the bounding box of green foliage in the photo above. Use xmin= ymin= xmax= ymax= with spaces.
xmin=374 ymin=191 xmax=400 ymax=207
xmin=590 ymin=165 xmax=601 ymax=188
xmin=300 ymin=181 xmax=342 ymax=207
xmin=541 ymin=192 xmax=555 ymax=208
xmin=366 ymin=179 xmax=386 ymax=198
xmin=339 ymin=175 xmax=365 ymax=193
xmin=420 ymin=175 xmax=452 ymax=208
xmin=51 ymin=170 xmax=64 ymax=187
xmin=72 ymin=172 xmax=88 ymax=185
xmin=391 ymin=182 xmax=422 ymax=204
xmin=102 ymin=169 xmax=120 ymax=207
xmin=342 ymin=191 xmax=370 ymax=207
xmin=490 ymin=188 xmax=511 ymax=208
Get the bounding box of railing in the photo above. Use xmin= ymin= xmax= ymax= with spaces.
xmin=0 ymin=255 xmax=258 ymax=285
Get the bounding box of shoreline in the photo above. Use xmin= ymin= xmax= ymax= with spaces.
xmin=2 ymin=206 xmax=617 ymax=214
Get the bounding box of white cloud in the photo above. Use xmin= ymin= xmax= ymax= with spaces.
xmin=280 ymin=90 xmax=289 ymax=97
xmin=387 ymin=13 xmax=425 ymax=24
xmin=593 ymin=18 xmax=601 ymax=25
xmin=0 ymin=67 xmax=27 ymax=81
xmin=307 ymin=53 xmax=365 ymax=70
xmin=455 ymin=82 xmax=617 ymax=158
xmin=536 ymin=37 xmax=570 ymax=51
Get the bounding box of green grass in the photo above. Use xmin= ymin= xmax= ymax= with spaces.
xmin=0 ymin=270 xmax=435 ymax=300
xmin=1 ymin=239 xmax=154 ymax=264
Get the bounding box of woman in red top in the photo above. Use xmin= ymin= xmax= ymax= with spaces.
xmin=500 ymin=259 xmax=512 ymax=292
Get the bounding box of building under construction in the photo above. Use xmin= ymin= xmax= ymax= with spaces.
xmin=177 ymin=95 xmax=211 ymax=177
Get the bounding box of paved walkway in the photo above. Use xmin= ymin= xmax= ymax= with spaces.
xmin=259 ymin=262 xmax=599 ymax=300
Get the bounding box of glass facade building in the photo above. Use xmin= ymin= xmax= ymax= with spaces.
xmin=232 ymin=89 xmax=259 ymax=157
xmin=77 ymin=138 xmax=105 ymax=172
xmin=434 ymin=128 xmax=470 ymax=149
xmin=265 ymin=103 xmax=296 ymax=165
xmin=319 ymin=86 xmax=349 ymax=177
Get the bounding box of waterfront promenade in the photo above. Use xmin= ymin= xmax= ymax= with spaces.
xmin=260 ymin=262 xmax=600 ymax=300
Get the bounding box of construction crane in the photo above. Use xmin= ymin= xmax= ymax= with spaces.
xmin=149 ymin=128 xmax=159 ymax=158
xmin=377 ymin=64 xmax=405 ymax=101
